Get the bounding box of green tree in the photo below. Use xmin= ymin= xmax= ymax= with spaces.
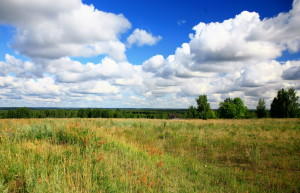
xmin=256 ymin=98 xmax=267 ymax=118
xmin=196 ymin=95 xmax=212 ymax=119
xmin=218 ymin=97 xmax=248 ymax=118
xmin=185 ymin=106 xmax=199 ymax=118
xmin=270 ymin=88 xmax=300 ymax=118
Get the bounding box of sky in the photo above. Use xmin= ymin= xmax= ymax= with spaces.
xmin=0 ymin=0 xmax=299 ymax=109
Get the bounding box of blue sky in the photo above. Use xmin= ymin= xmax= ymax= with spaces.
xmin=0 ymin=0 xmax=292 ymax=64
xmin=0 ymin=0 xmax=299 ymax=108
xmin=83 ymin=0 xmax=294 ymax=64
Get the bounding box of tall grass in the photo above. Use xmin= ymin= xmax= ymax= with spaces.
xmin=0 ymin=118 xmax=299 ymax=193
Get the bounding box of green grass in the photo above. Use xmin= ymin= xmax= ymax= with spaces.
xmin=0 ymin=118 xmax=300 ymax=193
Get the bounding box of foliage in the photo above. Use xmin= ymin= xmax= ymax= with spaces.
xmin=196 ymin=95 xmax=213 ymax=119
xmin=218 ymin=97 xmax=248 ymax=118
xmin=270 ymin=88 xmax=300 ymax=118
xmin=185 ymin=106 xmax=199 ymax=118
xmin=256 ymin=98 xmax=267 ymax=118
xmin=186 ymin=95 xmax=215 ymax=119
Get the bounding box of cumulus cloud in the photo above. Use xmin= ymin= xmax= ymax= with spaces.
xmin=127 ymin=28 xmax=162 ymax=47
xmin=0 ymin=75 xmax=61 ymax=101
xmin=139 ymin=0 xmax=300 ymax=107
xmin=142 ymin=2 xmax=300 ymax=76
xmin=248 ymin=0 xmax=300 ymax=53
xmin=282 ymin=61 xmax=300 ymax=80
xmin=46 ymin=57 xmax=139 ymax=83
xmin=283 ymin=67 xmax=300 ymax=80
xmin=238 ymin=60 xmax=283 ymax=87
xmin=0 ymin=0 xmax=300 ymax=108
xmin=69 ymin=81 xmax=119 ymax=95
xmin=142 ymin=55 xmax=165 ymax=73
xmin=0 ymin=54 xmax=43 ymax=78
xmin=0 ymin=0 xmax=131 ymax=61
xmin=189 ymin=11 xmax=282 ymax=64
xmin=22 ymin=77 xmax=61 ymax=96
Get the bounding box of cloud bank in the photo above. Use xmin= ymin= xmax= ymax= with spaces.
xmin=0 ymin=0 xmax=299 ymax=108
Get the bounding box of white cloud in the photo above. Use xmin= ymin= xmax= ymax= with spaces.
xmin=0 ymin=0 xmax=300 ymax=108
xmin=248 ymin=0 xmax=300 ymax=53
xmin=238 ymin=60 xmax=283 ymax=87
xmin=0 ymin=54 xmax=40 ymax=77
xmin=138 ymin=0 xmax=300 ymax=108
xmin=22 ymin=77 xmax=61 ymax=96
xmin=0 ymin=0 xmax=131 ymax=61
xmin=46 ymin=57 xmax=139 ymax=83
xmin=0 ymin=75 xmax=61 ymax=101
xmin=142 ymin=55 xmax=165 ymax=73
xmin=189 ymin=11 xmax=282 ymax=64
xmin=127 ymin=28 xmax=162 ymax=47
xmin=69 ymin=81 xmax=119 ymax=95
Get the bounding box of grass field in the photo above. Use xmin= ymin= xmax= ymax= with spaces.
xmin=0 ymin=118 xmax=299 ymax=193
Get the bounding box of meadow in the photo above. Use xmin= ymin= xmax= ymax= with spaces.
xmin=0 ymin=118 xmax=299 ymax=193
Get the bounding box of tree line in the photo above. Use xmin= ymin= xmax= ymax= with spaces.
xmin=0 ymin=108 xmax=186 ymax=119
xmin=186 ymin=88 xmax=300 ymax=119
xmin=0 ymin=88 xmax=299 ymax=119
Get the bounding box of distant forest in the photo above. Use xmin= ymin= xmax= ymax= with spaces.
xmin=0 ymin=88 xmax=299 ymax=119
xmin=0 ymin=107 xmax=259 ymax=119
xmin=0 ymin=108 xmax=187 ymax=119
